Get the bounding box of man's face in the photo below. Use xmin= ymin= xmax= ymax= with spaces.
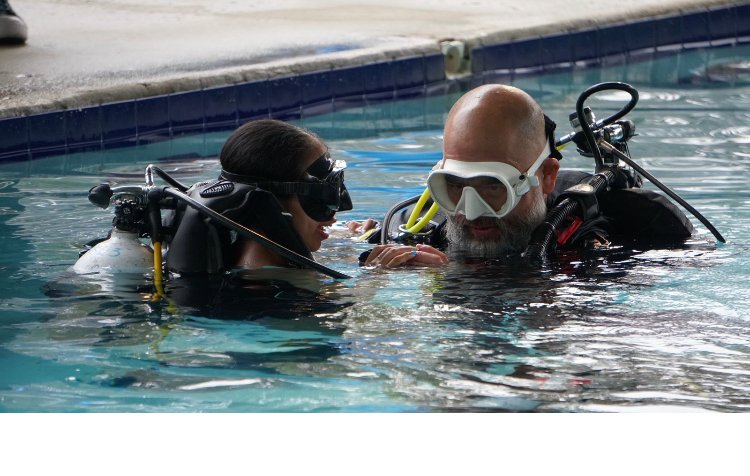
xmin=444 ymin=183 xmax=547 ymax=257
xmin=440 ymin=125 xmax=551 ymax=257
xmin=438 ymin=85 xmax=558 ymax=257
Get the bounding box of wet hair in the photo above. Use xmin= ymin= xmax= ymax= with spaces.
xmin=219 ymin=119 xmax=322 ymax=181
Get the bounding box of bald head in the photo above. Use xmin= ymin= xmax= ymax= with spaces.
xmin=443 ymin=85 xmax=546 ymax=170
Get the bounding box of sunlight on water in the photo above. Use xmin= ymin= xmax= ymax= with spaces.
xmin=2 ymin=44 xmax=750 ymax=412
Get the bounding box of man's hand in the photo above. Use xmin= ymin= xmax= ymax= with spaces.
xmin=347 ymin=219 xmax=378 ymax=235
xmin=363 ymin=244 xmax=448 ymax=268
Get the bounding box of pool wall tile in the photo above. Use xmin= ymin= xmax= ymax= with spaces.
xmin=425 ymin=81 xmax=454 ymax=98
xmin=300 ymin=71 xmax=334 ymax=117
xmin=708 ymin=5 xmax=736 ymax=43
xmin=65 ymin=106 xmax=102 ymax=152
xmin=3 ymin=2 xmax=749 ymax=163
xmin=479 ymin=69 xmax=513 ymax=87
xmin=203 ymin=85 xmax=238 ymax=132
xmin=681 ymin=10 xmax=711 ymax=47
xmin=237 ymin=80 xmax=270 ymax=122
xmin=331 ymin=65 xmax=366 ymax=98
xmin=393 ymin=56 xmax=426 ymax=98
xmin=512 ymin=38 xmax=542 ymax=69
xmin=135 ymin=95 xmax=170 ymax=142
xmin=540 ymin=33 xmax=573 ymax=67
xmin=625 ymin=20 xmax=656 ymax=53
xmin=654 ymin=15 xmax=684 ymax=49
xmin=101 ymin=100 xmax=136 ymax=146
xmin=0 ymin=117 xmax=29 ymax=161
xmin=736 ymin=3 xmax=750 ymax=39
xmin=169 ymin=90 xmax=205 ymax=135
xmin=424 ymin=53 xmax=446 ymax=84
xmin=363 ymin=62 xmax=395 ymax=101
xmin=28 ymin=111 xmax=67 ymax=158
xmin=599 ymin=24 xmax=630 ymax=58
xmin=470 ymin=46 xmax=485 ymax=75
xmin=301 ymin=71 xmax=332 ymax=105
xmin=482 ymin=42 xmax=513 ymax=71
xmin=330 ymin=66 xmax=367 ymax=111
xmin=570 ymin=29 xmax=599 ymax=63
xmin=269 ymin=75 xmax=302 ymax=120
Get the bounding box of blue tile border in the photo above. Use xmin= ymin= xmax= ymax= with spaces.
xmin=169 ymin=90 xmax=205 ymax=136
xmin=66 ymin=106 xmax=102 ymax=152
xmin=135 ymin=95 xmax=170 ymax=143
xmin=101 ymin=100 xmax=136 ymax=146
xmin=1 ymin=3 xmax=749 ymax=163
xmin=0 ymin=116 xmax=29 ymax=161
xmin=237 ymin=80 xmax=270 ymax=122
xmin=203 ymin=84 xmax=238 ymax=131
xmin=28 ymin=111 xmax=66 ymax=159
xmin=269 ymin=75 xmax=303 ymax=120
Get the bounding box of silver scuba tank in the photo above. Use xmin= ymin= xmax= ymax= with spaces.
xmin=71 ymin=228 xmax=154 ymax=274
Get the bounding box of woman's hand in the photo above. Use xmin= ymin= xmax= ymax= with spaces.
xmin=363 ymin=243 xmax=448 ymax=268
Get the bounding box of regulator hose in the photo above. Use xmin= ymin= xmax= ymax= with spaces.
xmin=556 ymin=82 xmax=639 ymax=167
xmin=524 ymin=171 xmax=613 ymax=261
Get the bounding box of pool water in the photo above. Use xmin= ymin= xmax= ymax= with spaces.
xmin=1 ymin=44 xmax=750 ymax=412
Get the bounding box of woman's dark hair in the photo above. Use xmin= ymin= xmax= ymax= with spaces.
xmin=219 ymin=119 xmax=321 ymax=180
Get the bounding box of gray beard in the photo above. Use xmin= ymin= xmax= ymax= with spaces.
xmin=444 ymin=190 xmax=548 ymax=258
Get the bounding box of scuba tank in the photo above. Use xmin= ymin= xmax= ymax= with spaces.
xmin=72 ymin=229 xmax=153 ymax=274
xmin=72 ymin=195 xmax=154 ymax=274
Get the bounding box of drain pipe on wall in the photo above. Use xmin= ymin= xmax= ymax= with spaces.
xmin=441 ymin=40 xmax=471 ymax=78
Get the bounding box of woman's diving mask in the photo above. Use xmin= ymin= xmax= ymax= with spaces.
xmin=427 ymin=142 xmax=552 ymax=221
xmin=220 ymin=152 xmax=353 ymax=222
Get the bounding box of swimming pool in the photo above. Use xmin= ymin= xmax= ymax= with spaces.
xmin=1 ymin=43 xmax=749 ymax=412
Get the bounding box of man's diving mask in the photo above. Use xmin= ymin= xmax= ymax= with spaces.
xmin=427 ymin=142 xmax=552 ymax=221
xmin=221 ymin=152 xmax=353 ymax=222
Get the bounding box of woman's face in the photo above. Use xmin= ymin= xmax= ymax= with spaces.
xmin=282 ymin=140 xmax=337 ymax=252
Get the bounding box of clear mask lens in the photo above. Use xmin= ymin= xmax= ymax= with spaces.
xmin=444 ymin=175 xmax=509 ymax=213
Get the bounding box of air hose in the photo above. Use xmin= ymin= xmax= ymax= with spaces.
xmin=404 ymin=188 xmax=440 ymax=234
xmin=524 ymin=171 xmax=614 ymax=261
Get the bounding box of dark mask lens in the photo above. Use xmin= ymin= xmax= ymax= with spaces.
xmin=306 ymin=153 xmax=334 ymax=179
xmin=299 ymin=195 xmax=336 ymax=222
xmin=338 ymin=182 xmax=353 ymax=212
xmin=296 ymin=156 xmax=352 ymax=220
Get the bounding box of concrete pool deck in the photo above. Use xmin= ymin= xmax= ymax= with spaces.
xmin=0 ymin=0 xmax=742 ymax=119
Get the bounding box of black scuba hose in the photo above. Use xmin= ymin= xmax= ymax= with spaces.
xmin=524 ymin=172 xmax=613 ymax=261
xmin=578 ymin=83 xmax=638 ymax=168
xmin=556 ymin=82 xmax=639 ymax=167
xmin=162 ymin=187 xmax=352 ymax=280
xmin=597 ymin=141 xmax=726 ymax=243
xmin=524 ymin=200 xmax=579 ymax=261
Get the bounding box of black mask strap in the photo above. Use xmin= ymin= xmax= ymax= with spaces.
xmin=545 ymin=114 xmax=563 ymax=160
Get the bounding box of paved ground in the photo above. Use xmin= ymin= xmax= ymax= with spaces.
xmin=0 ymin=0 xmax=738 ymax=118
